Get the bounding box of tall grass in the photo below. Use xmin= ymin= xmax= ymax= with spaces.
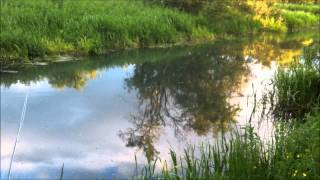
xmin=205 ymin=10 xmax=262 ymax=35
xmin=280 ymin=9 xmax=319 ymax=31
xmin=276 ymin=3 xmax=320 ymax=14
xmin=0 ymin=0 xmax=213 ymax=63
xmin=1 ymin=0 xmax=319 ymax=66
xmin=274 ymin=45 xmax=320 ymax=120
xmin=135 ymin=110 xmax=320 ymax=179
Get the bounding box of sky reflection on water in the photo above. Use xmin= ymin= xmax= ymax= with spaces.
xmin=1 ymin=32 xmax=318 ymax=179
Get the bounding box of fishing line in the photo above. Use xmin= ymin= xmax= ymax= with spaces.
xmin=7 ymin=92 xmax=29 ymax=180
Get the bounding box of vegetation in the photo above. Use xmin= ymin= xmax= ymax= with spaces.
xmin=134 ymin=110 xmax=320 ymax=179
xmin=280 ymin=10 xmax=319 ymax=30
xmin=3 ymin=31 xmax=316 ymax=89
xmin=1 ymin=0 xmax=319 ymax=66
xmin=276 ymin=3 xmax=320 ymax=14
xmin=0 ymin=0 xmax=213 ymax=65
xmin=274 ymin=45 xmax=320 ymax=120
xmin=43 ymin=110 xmax=319 ymax=180
xmin=133 ymin=45 xmax=320 ymax=179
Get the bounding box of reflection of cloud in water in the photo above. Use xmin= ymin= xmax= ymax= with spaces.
xmin=1 ymin=81 xmax=54 ymax=94
xmin=229 ymin=61 xmax=277 ymax=140
xmin=1 ymin=32 xmax=315 ymax=179
xmin=1 ymin=67 xmax=141 ymax=179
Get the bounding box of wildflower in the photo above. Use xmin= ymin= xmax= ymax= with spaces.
xmin=303 ymin=173 xmax=307 ymax=177
xmin=297 ymin=154 xmax=300 ymax=158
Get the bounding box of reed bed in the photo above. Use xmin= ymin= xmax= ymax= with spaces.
xmin=134 ymin=110 xmax=319 ymax=179
xmin=274 ymin=45 xmax=320 ymax=120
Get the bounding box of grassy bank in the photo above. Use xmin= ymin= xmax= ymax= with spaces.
xmin=275 ymin=3 xmax=320 ymax=32
xmin=0 ymin=0 xmax=213 ymax=66
xmin=280 ymin=9 xmax=319 ymax=31
xmin=134 ymin=45 xmax=320 ymax=179
xmin=276 ymin=3 xmax=320 ymax=14
xmin=0 ymin=0 xmax=319 ymax=66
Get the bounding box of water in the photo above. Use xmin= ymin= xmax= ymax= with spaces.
xmin=1 ymin=32 xmax=318 ymax=179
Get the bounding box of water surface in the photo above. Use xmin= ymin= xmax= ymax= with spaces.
xmin=1 ymin=32 xmax=318 ymax=179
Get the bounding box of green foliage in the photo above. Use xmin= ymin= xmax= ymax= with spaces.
xmin=0 ymin=0 xmax=213 ymax=63
xmin=274 ymin=45 xmax=320 ymax=120
xmin=276 ymin=3 xmax=320 ymax=14
xmin=135 ymin=110 xmax=320 ymax=179
xmin=203 ymin=8 xmax=262 ymax=35
xmin=143 ymin=0 xmax=234 ymax=14
xmin=274 ymin=109 xmax=320 ymax=179
xmin=278 ymin=0 xmax=319 ymax=4
xmin=280 ymin=9 xmax=319 ymax=30
xmin=1 ymin=0 xmax=319 ymax=65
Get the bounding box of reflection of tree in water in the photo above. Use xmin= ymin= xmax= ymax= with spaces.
xmin=50 ymin=70 xmax=98 ymax=90
xmin=119 ymin=49 xmax=249 ymax=161
xmin=2 ymin=31 xmax=316 ymax=91
xmin=242 ymin=32 xmax=317 ymax=66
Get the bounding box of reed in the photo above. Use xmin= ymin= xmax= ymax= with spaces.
xmin=135 ymin=110 xmax=320 ymax=179
xmin=274 ymin=45 xmax=320 ymax=120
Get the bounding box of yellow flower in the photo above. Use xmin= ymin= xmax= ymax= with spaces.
xmin=303 ymin=173 xmax=307 ymax=177
xmin=302 ymin=39 xmax=313 ymax=46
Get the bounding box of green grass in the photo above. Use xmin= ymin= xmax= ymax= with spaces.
xmin=205 ymin=10 xmax=262 ymax=35
xmin=272 ymin=3 xmax=320 ymax=32
xmin=274 ymin=45 xmax=320 ymax=120
xmin=0 ymin=0 xmax=213 ymax=64
xmin=276 ymin=3 xmax=320 ymax=14
xmin=1 ymin=0 xmax=319 ymax=66
xmin=134 ymin=110 xmax=320 ymax=179
xmin=280 ymin=9 xmax=319 ymax=31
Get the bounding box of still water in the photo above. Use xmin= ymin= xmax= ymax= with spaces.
xmin=1 ymin=32 xmax=318 ymax=179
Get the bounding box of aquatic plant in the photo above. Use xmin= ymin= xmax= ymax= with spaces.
xmin=134 ymin=110 xmax=320 ymax=179
xmin=274 ymin=45 xmax=320 ymax=120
